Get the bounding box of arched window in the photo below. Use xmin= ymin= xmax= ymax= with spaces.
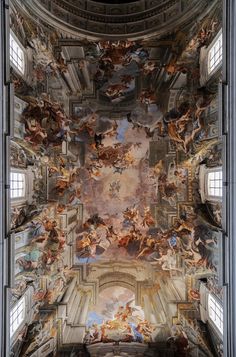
xmin=10 ymin=171 xmax=26 ymax=199
xmin=10 ymin=32 xmax=25 ymax=75
xmin=10 ymin=295 xmax=26 ymax=338
xmin=208 ymin=293 xmax=223 ymax=335
xmin=208 ymin=30 xmax=222 ymax=75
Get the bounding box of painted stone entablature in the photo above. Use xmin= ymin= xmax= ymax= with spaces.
xmin=11 ymin=0 xmax=210 ymax=39
xmin=6 ymin=0 xmax=224 ymax=356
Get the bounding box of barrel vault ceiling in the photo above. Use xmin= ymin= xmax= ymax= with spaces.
xmin=9 ymin=0 xmax=223 ymax=356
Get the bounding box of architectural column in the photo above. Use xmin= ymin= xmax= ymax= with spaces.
xmin=224 ymin=0 xmax=236 ymax=356
xmin=149 ymin=293 xmax=164 ymax=324
xmin=62 ymin=276 xmax=77 ymax=304
xmin=142 ymin=291 xmax=159 ymax=324
xmin=143 ymin=294 xmax=152 ymax=322
xmin=81 ymin=64 xmax=91 ymax=89
xmin=68 ymin=289 xmax=82 ymax=324
xmin=1 ymin=1 xmax=11 ymax=356
xmin=58 ymin=277 xmax=78 ymax=320
xmin=72 ymin=290 xmax=83 ymax=324
xmin=155 ymin=293 xmax=167 ymax=323
xmin=79 ymin=291 xmax=91 ymax=325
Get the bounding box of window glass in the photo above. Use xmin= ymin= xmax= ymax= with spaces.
xmin=10 ymin=33 xmax=25 ymax=74
xmin=10 ymin=172 xmax=26 ymax=199
xmin=208 ymin=294 xmax=223 ymax=335
xmin=10 ymin=296 xmax=25 ymax=337
xmin=208 ymin=32 xmax=222 ymax=74
xmin=207 ymin=170 xmax=222 ymax=197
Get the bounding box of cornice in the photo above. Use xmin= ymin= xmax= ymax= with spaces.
xmin=50 ymin=0 xmax=179 ymax=24
xmin=11 ymin=0 xmax=210 ymax=40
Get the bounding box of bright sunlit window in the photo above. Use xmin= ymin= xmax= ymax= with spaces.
xmin=207 ymin=169 xmax=222 ymax=198
xmin=208 ymin=31 xmax=222 ymax=74
xmin=208 ymin=293 xmax=223 ymax=335
xmin=10 ymin=33 xmax=25 ymax=74
xmin=10 ymin=296 xmax=25 ymax=337
xmin=10 ymin=172 xmax=26 ymax=199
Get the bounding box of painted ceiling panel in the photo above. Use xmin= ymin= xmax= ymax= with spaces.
xmin=8 ymin=1 xmax=223 ymax=356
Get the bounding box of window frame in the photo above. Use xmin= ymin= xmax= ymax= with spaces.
xmin=208 ymin=29 xmax=223 ymax=76
xmin=206 ymin=168 xmax=223 ymax=200
xmin=199 ymin=165 xmax=223 ymax=202
xmin=10 ymin=171 xmax=26 ymax=200
xmin=10 ymin=168 xmax=28 ymax=206
xmin=208 ymin=293 xmax=223 ymax=337
xmin=10 ymin=295 xmax=26 ymax=339
xmin=9 ymin=31 xmax=25 ymax=75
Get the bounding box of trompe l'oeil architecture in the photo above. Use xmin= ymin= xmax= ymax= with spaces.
xmin=1 ymin=0 xmax=235 ymax=356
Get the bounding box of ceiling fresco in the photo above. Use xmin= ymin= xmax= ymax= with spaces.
xmin=8 ymin=0 xmax=223 ymax=356
xmin=84 ymin=287 xmax=153 ymax=344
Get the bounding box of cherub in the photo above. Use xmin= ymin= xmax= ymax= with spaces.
xmin=152 ymin=160 xmax=164 ymax=177
xmin=142 ymin=207 xmax=155 ymax=227
xmin=123 ymin=207 xmax=139 ymax=225
xmin=143 ymin=61 xmax=157 ymax=75
xmin=121 ymin=74 xmax=134 ymax=85
xmin=105 ymin=83 xmax=129 ymax=99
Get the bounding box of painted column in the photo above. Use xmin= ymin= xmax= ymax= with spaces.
xmin=62 ymin=276 xmax=77 ymax=303
xmin=72 ymin=290 xmax=83 ymax=324
xmin=154 ymin=293 xmax=166 ymax=323
xmin=79 ymin=291 xmax=91 ymax=325
xmin=81 ymin=63 xmax=91 ymax=89
xmin=143 ymin=294 xmax=151 ymax=322
xmin=68 ymin=289 xmax=82 ymax=324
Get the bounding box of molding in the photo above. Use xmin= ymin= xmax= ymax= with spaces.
xmin=223 ymin=0 xmax=236 ymax=355
xmin=87 ymin=341 xmax=148 ymax=357
xmin=11 ymin=0 xmax=209 ymax=40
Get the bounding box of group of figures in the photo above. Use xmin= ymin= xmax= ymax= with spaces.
xmin=91 ymin=40 xmax=156 ymax=103
xmin=75 ymin=206 xmax=218 ymax=272
xmin=9 ymin=3 xmax=223 ymax=355
xmin=21 ymin=95 xmax=73 ymax=146
xmin=11 ymin=15 xmax=221 ymax=299
xmin=84 ymin=287 xmax=154 ymax=345
xmin=16 ymin=216 xmax=66 ymax=273
xmin=84 ymin=306 xmax=153 ymax=344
